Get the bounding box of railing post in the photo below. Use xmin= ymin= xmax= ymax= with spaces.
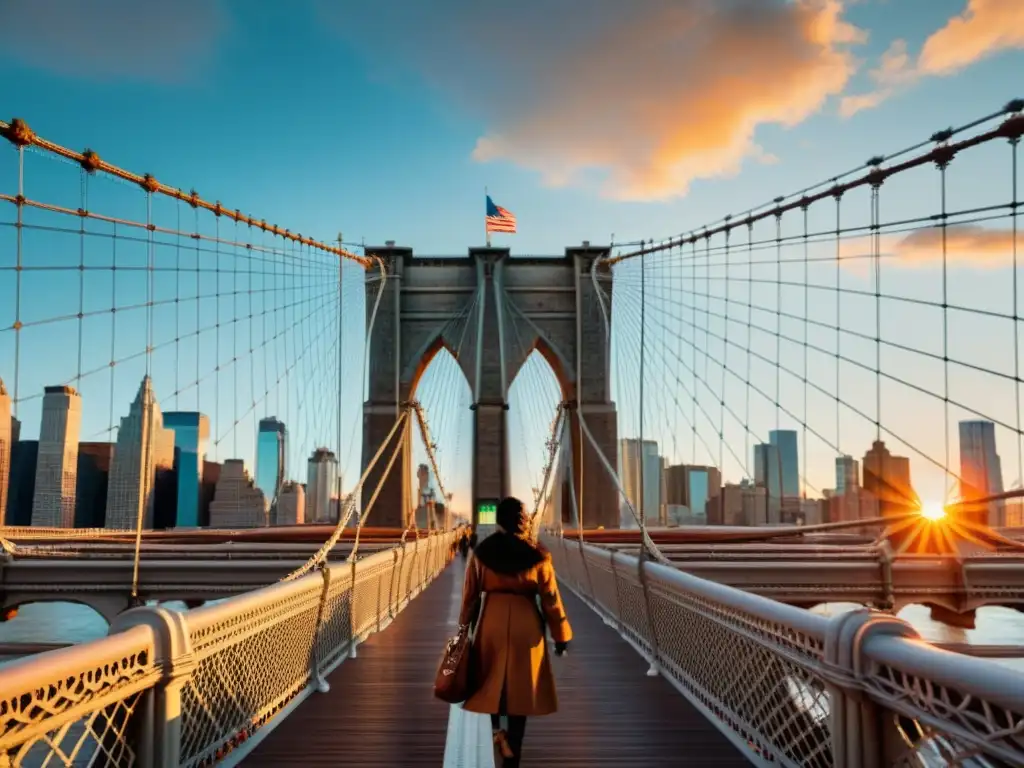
xmin=875 ymin=541 xmax=896 ymax=611
xmin=636 ymin=546 xmax=661 ymax=677
xmin=823 ymin=609 xmax=920 ymax=768
xmin=110 ymin=606 xmax=196 ymax=768
xmin=311 ymin=563 xmax=332 ymax=694
xmin=350 ymin=559 xmax=360 ymax=658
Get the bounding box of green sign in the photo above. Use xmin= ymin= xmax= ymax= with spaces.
xmin=477 ymin=501 xmax=497 ymax=525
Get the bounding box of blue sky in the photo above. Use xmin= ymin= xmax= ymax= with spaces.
xmin=1 ymin=0 xmax=1022 ymax=517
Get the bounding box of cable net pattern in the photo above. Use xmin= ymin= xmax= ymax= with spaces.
xmin=549 ymin=99 xmax=1024 ymax=767
xmin=179 ymin=533 xmax=454 ymax=768
xmin=545 ymin=532 xmax=1024 ymax=766
xmin=0 ymin=626 xmax=159 ymax=767
xmin=604 ymin=100 xmax=1024 ymax=546
xmin=0 ymin=532 xmax=454 ymax=767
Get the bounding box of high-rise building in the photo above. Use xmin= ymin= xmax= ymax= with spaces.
xmin=32 ymin=385 xmax=82 ymax=527
xmin=208 ymin=459 xmax=269 ymax=528
xmin=0 ymin=379 xmax=11 ymax=523
xmin=619 ymin=438 xmax=662 ymax=526
xmin=862 ymin=440 xmax=915 ymax=519
xmin=768 ymin=430 xmax=800 ymax=498
xmin=959 ymin=420 xmax=1005 ymax=527
xmin=105 ymin=377 xmax=176 ymax=530
xmin=200 ymin=460 xmax=222 ymax=527
xmin=276 ymin=481 xmax=305 ymax=525
xmin=835 ymin=455 xmax=860 ymax=496
xmin=664 ymin=464 xmax=722 ymax=524
xmin=6 ymin=440 xmax=36 ymax=526
xmin=163 ymin=412 xmax=210 ymax=528
xmin=754 ymin=443 xmax=781 ymax=497
xmin=307 ymin=448 xmax=339 ymax=523
xmin=721 ymin=480 xmax=771 ymax=526
xmin=75 ymin=443 xmax=114 ymax=528
xmin=256 ymin=417 xmax=286 ymax=505
xmin=753 ymin=443 xmax=782 ymax=523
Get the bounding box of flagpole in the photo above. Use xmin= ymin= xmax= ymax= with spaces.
xmin=485 ymin=186 xmax=491 ymax=247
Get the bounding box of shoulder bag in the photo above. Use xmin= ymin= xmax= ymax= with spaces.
xmin=433 ymin=557 xmax=487 ymax=704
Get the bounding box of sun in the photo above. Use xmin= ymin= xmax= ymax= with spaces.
xmin=919 ymin=500 xmax=947 ymax=521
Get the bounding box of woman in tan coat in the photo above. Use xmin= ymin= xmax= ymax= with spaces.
xmin=459 ymin=497 xmax=572 ymax=767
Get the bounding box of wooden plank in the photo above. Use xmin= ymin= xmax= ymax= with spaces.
xmin=244 ymin=558 xmax=748 ymax=766
xmin=244 ymin=560 xmax=461 ymax=766
xmin=515 ymin=587 xmax=748 ymax=766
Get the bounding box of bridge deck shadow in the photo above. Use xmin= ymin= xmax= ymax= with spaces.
xmin=243 ymin=558 xmax=746 ymax=766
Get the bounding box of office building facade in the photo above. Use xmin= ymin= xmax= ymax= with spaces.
xmin=307 ymin=447 xmax=339 ymax=523
xmin=958 ymin=420 xmax=1005 ymax=527
xmin=768 ymin=429 xmax=800 ymax=499
xmin=163 ymin=411 xmax=210 ymax=528
xmin=105 ymin=377 xmax=175 ymax=530
xmin=32 ymin=385 xmax=82 ymax=527
xmin=256 ymin=417 xmax=287 ymax=506
xmin=619 ymin=438 xmax=662 ymax=526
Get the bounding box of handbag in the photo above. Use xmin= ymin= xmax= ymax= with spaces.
xmin=433 ymin=558 xmax=487 ymax=704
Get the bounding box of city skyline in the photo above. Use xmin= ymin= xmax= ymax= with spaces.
xmin=3 ymin=359 xmax=1021 ymax=528
xmin=2 ymin=1 xmax=1023 ymax=518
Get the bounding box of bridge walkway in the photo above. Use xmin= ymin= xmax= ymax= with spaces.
xmin=243 ymin=558 xmax=747 ymax=766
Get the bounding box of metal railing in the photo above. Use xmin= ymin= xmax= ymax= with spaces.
xmin=544 ymin=534 xmax=1024 ymax=768
xmin=0 ymin=530 xmax=457 ymax=767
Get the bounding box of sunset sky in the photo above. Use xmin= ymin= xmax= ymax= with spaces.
xmin=1 ymin=0 xmax=1022 ymax=518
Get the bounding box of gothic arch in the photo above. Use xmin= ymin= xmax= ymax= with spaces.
xmin=362 ymin=245 xmax=620 ymax=529
xmin=406 ymin=335 xmax=471 ymax=400
xmin=507 ymin=333 xmax=573 ymax=403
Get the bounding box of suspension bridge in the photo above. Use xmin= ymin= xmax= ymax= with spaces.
xmin=0 ymin=100 xmax=1023 ymax=766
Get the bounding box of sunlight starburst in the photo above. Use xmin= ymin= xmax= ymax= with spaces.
xmin=919 ymin=500 xmax=947 ymax=521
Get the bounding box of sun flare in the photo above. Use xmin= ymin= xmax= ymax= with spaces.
xmin=919 ymin=501 xmax=947 ymax=521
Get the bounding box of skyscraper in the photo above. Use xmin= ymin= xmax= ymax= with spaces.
xmin=835 ymin=455 xmax=859 ymax=496
xmin=0 ymin=379 xmax=11 ymax=523
xmin=664 ymin=463 xmax=722 ymax=523
xmin=276 ymin=481 xmax=305 ymax=525
xmin=6 ymin=440 xmax=37 ymax=526
xmin=959 ymin=420 xmax=1005 ymax=527
xmin=75 ymin=443 xmax=114 ymax=528
xmin=256 ymin=417 xmax=286 ymax=506
xmin=307 ymin=448 xmax=339 ymax=523
xmin=754 ymin=443 xmax=781 ymax=497
xmin=163 ymin=412 xmax=210 ymax=528
xmin=105 ymin=376 xmax=175 ymax=530
xmin=768 ymin=430 xmax=800 ymax=498
xmin=32 ymin=385 xmax=82 ymax=527
xmin=862 ymin=440 xmax=914 ymax=519
xmin=208 ymin=459 xmax=270 ymax=528
xmin=753 ymin=443 xmax=782 ymax=524
xmin=619 ymin=438 xmax=662 ymax=526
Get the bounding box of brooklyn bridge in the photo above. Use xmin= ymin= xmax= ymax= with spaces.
xmin=1 ymin=99 xmax=1024 ymax=766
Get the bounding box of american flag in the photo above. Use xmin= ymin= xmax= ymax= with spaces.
xmin=486 ymin=195 xmax=517 ymax=234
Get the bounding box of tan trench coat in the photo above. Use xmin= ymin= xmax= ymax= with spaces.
xmin=459 ymin=539 xmax=572 ymax=717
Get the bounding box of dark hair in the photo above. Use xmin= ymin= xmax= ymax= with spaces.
xmin=496 ymin=496 xmax=528 ymax=537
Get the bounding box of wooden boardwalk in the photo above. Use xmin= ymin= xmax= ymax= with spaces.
xmin=244 ymin=559 xmax=747 ymax=766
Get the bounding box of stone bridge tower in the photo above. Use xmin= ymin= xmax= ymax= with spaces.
xmin=361 ymin=244 xmax=618 ymax=530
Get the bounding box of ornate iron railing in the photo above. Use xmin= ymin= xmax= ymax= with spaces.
xmin=0 ymin=530 xmax=457 ymax=767
xmin=544 ymin=534 xmax=1024 ymax=768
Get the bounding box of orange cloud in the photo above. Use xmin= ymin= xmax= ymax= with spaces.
xmin=841 ymin=0 xmax=1024 ymax=117
xmin=471 ymin=1 xmax=865 ymax=200
xmin=0 ymin=0 xmax=226 ymax=83
xmin=889 ymin=225 xmax=1019 ymax=267
xmin=322 ymin=0 xmax=864 ymax=201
